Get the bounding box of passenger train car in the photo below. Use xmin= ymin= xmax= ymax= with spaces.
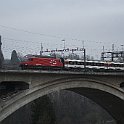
xmin=19 ymin=56 xmax=124 ymax=71
xmin=64 ymin=59 xmax=124 ymax=71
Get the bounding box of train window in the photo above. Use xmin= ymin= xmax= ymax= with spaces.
xmin=90 ymin=62 xmax=95 ymax=66
xmin=118 ymin=64 xmax=124 ymax=67
xmin=77 ymin=62 xmax=84 ymax=65
xmin=96 ymin=63 xmax=100 ymax=66
xmin=74 ymin=61 xmax=77 ymax=65
xmin=118 ymin=64 xmax=121 ymax=67
xmin=68 ymin=61 xmax=78 ymax=65
xmin=97 ymin=63 xmax=104 ymax=66
xmin=89 ymin=62 xmax=94 ymax=66
xmin=77 ymin=62 xmax=81 ymax=65
xmin=69 ymin=61 xmax=74 ymax=65
xmin=115 ymin=64 xmax=123 ymax=67
xmin=114 ymin=64 xmax=118 ymax=67
xmin=98 ymin=63 xmax=104 ymax=66
xmin=81 ymin=62 xmax=84 ymax=65
xmin=94 ymin=63 xmax=97 ymax=66
xmin=120 ymin=64 xmax=124 ymax=67
xmin=85 ymin=62 xmax=88 ymax=65
xmin=87 ymin=62 xmax=90 ymax=65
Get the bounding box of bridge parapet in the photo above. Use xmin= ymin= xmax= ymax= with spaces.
xmin=0 ymin=70 xmax=124 ymax=87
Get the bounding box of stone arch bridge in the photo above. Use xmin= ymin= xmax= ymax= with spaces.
xmin=0 ymin=70 xmax=124 ymax=123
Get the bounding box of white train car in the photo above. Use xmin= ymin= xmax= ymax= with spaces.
xmin=64 ymin=59 xmax=124 ymax=71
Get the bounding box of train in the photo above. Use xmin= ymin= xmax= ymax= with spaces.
xmin=64 ymin=59 xmax=124 ymax=71
xmin=19 ymin=56 xmax=124 ymax=71
xmin=20 ymin=56 xmax=65 ymax=70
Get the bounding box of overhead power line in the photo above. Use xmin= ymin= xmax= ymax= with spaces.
xmin=0 ymin=24 xmax=86 ymax=42
xmin=0 ymin=24 xmax=116 ymax=44
xmin=0 ymin=24 xmax=62 ymax=39
xmin=2 ymin=37 xmax=35 ymax=43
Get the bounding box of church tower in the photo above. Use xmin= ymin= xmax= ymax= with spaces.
xmin=0 ymin=35 xmax=4 ymax=68
xmin=0 ymin=35 xmax=2 ymax=49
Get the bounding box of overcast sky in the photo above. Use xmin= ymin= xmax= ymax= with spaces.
xmin=0 ymin=0 xmax=124 ymax=59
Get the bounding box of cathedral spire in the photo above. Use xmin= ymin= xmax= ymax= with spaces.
xmin=0 ymin=35 xmax=2 ymax=49
xmin=0 ymin=35 xmax=4 ymax=68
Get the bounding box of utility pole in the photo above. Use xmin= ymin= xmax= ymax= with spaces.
xmin=62 ymin=39 xmax=65 ymax=58
xmin=111 ymin=44 xmax=114 ymax=61
xmin=103 ymin=46 xmax=105 ymax=53
xmin=84 ymin=48 xmax=86 ymax=70
xmin=40 ymin=43 xmax=43 ymax=56
xmin=101 ymin=46 xmax=105 ymax=61
xmin=82 ymin=41 xmax=86 ymax=69
xmin=112 ymin=44 xmax=114 ymax=51
xmin=82 ymin=40 xmax=84 ymax=49
xmin=121 ymin=45 xmax=124 ymax=62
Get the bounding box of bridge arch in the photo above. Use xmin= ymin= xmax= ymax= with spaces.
xmin=0 ymin=77 xmax=124 ymax=123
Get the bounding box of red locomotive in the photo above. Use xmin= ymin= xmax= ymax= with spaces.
xmin=20 ymin=56 xmax=64 ymax=70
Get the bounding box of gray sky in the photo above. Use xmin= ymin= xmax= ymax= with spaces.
xmin=0 ymin=0 xmax=124 ymax=59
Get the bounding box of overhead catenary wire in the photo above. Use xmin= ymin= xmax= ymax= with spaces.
xmin=0 ymin=24 xmax=104 ymax=43
xmin=0 ymin=24 xmax=61 ymax=38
